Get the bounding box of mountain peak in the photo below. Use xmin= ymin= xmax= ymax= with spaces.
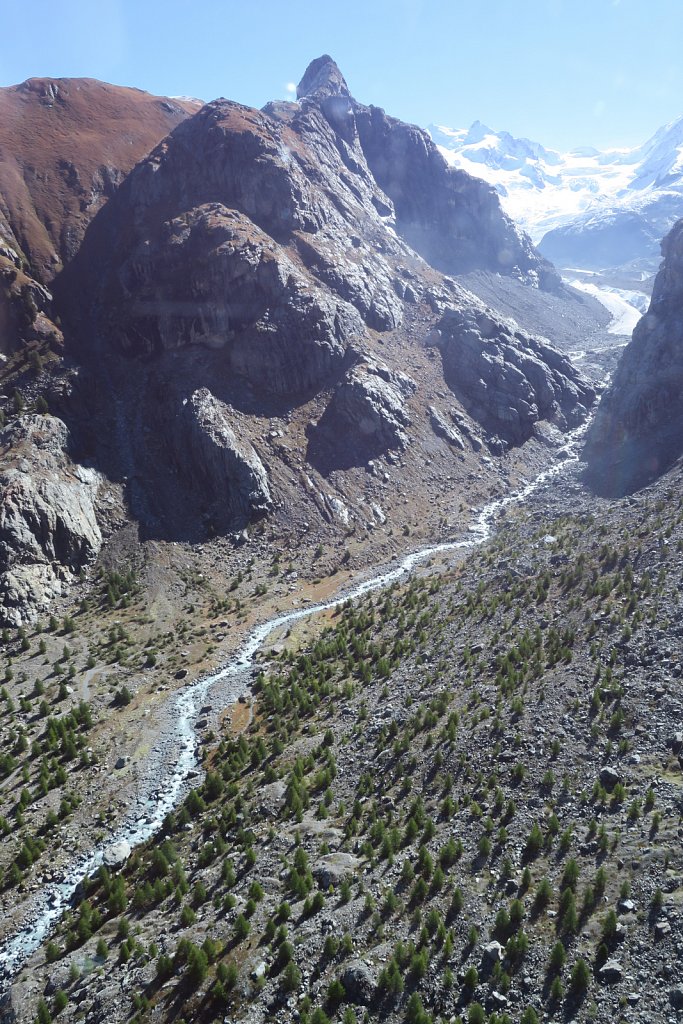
xmin=296 ymin=54 xmax=350 ymax=101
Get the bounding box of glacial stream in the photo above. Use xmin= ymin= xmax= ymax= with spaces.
xmin=0 ymin=419 xmax=591 ymax=986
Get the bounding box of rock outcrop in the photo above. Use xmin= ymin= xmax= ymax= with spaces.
xmin=0 ymin=416 xmax=101 ymax=625
xmin=431 ymin=305 xmax=595 ymax=445
xmin=174 ymin=388 xmax=272 ymax=529
xmin=310 ymin=355 xmax=417 ymax=468
xmin=584 ymin=218 xmax=683 ymax=495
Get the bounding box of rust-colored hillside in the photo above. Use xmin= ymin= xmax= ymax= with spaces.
xmin=0 ymin=77 xmax=200 ymax=282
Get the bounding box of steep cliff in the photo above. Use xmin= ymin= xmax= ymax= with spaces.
xmin=584 ymin=218 xmax=683 ymax=495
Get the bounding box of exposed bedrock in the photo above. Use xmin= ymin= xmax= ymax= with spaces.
xmin=584 ymin=218 xmax=683 ymax=495
xmin=173 ymin=387 xmax=272 ymax=530
xmin=309 ymin=355 xmax=417 ymax=470
xmin=432 ymin=307 xmax=596 ymax=445
xmin=0 ymin=415 xmax=101 ymax=625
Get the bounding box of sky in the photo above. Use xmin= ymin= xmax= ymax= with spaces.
xmin=2 ymin=0 xmax=683 ymax=151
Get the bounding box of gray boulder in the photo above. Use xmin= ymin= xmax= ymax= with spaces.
xmin=312 ymin=852 xmax=361 ymax=889
xmin=0 ymin=989 xmax=17 ymax=1024
xmin=599 ymin=766 xmax=621 ymax=791
xmin=341 ymin=960 xmax=377 ymax=1005
xmin=669 ymin=985 xmax=683 ymax=1009
xmin=103 ymin=840 xmax=132 ymax=870
xmin=481 ymin=941 xmax=505 ymax=967
xmin=598 ymin=959 xmax=623 ymax=983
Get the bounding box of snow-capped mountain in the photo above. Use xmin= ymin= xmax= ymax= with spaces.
xmin=431 ymin=116 xmax=683 ymax=277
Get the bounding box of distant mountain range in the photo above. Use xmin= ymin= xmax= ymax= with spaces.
xmin=431 ymin=116 xmax=683 ymax=278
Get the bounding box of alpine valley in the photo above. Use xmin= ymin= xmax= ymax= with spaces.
xmin=0 ymin=56 xmax=682 ymax=1024
xmin=432 ymin=114 xmax=683 ymax=331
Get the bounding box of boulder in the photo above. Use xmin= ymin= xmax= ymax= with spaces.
xmin=341 ymin=960 xmax=377 ymax=1005
xmin=481 ymin=941 xmax=505 ymax=966
xmin=312 ymin=852 xmax=361 ymax=890
xmin=598 ymin=959 xmax=624 ymax=983
xmin=670 ymin=985 xmax=683 ymax=1009
xmin=102 ymin=840 xmax=132 ymax=870
xmin=599 ymin=766 xmax=621 ymax=791
xmin=0 ymin=989 xmax=17 ymax=1024
xmin=429 ymin=406 xmax=466 ymax=449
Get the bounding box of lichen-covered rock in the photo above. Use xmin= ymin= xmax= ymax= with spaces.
xmin=0 ymin=415 xmax=101 ymax=624
xmin=174 ymin=389 xmax=271 ymax=528
xmin=584 ymin=218 xmax=683 ymax=495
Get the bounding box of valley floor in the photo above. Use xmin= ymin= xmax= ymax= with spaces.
xmin=1 ymin=422 xmax=683 ymax=1024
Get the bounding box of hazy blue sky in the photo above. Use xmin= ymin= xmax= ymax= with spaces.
xmin=3 ymin=0 xmax=683 ymax=150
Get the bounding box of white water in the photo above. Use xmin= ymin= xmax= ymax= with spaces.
xmin=0 ymin=420 xmax=590 ymax=986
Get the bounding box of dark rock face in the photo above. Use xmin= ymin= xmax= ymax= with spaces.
xmin=174 ymin=388 xmax=272 ymax=529
xmin=432 ymin=306 xmax=595 ymax=445
xmin=584 ymin=218 xmax=683 ymax=495
xmin=310 ymin=355 xmax=417 ymax=469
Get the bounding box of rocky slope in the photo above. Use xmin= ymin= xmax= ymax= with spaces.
xmin=584 ymin=217 xmax=683 ymax=495
xmin=2 ymin=425 xmax=683 ymax=1024
xmin=0 ymin=77 xmax=199 ymax=285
